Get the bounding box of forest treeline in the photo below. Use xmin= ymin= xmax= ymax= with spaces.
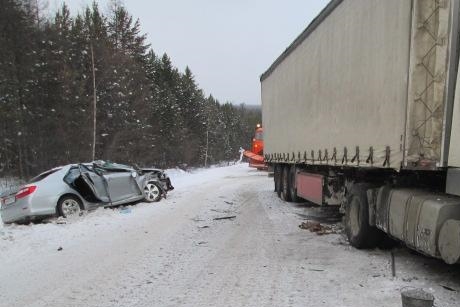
xmin=0 ymin=0 xmax=261 ymax=179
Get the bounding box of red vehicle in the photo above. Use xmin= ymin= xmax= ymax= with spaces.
xmin=242 ymin=124 xmax=266 ymax=170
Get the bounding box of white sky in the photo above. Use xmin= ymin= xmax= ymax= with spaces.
xmin=50 ymin=0 xmax=330 ymax=105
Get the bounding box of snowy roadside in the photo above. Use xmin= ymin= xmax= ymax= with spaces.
xmin=0 ymin=163 xmax=264 ymax=307
xmin=0 ymin=163 xmax=232 ymax=227
xmin=0 ymin=163 xmax=250 ymax=261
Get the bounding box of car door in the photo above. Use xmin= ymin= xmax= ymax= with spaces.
xmin=79 ymin=165 xmax=112 ymax=203
xmin=100 ymin=168 xmax=142 ymax=203
xmin=66 ymin=165 xmax=111 ymax=203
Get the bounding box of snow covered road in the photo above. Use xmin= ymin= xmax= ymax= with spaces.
xmin=0 ymin=164 xmax=459 ymax=307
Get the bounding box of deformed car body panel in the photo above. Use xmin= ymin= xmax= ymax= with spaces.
xmin=66 ymin=162 xmax=166 ymax=206
xmin=102 ymin=172 xmax=141 ymax=202
xmin=80 ymin=167 xmax=111 ymax=203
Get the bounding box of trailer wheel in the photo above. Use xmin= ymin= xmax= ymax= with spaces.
xmin=281 ymin=165 xmax=292 ymax=202
xmin=274 ymin=164 xmax=282 ymax=197
xmin=275 ymin=164 xmax=283 ymax=198
xmin=344 ymin=183 xmax=381 ymax=248
xmin=289 ymin=165 xmax=300 ymax=202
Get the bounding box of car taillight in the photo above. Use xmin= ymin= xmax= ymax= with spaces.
xmin=15 ymin=186 xmax=37 ymax=199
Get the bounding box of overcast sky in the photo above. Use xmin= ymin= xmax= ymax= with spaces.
xmin=50 ymin=0 xmax=330 ymax=105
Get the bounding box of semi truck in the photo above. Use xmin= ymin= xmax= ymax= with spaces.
xmin=261 ymin=0 xmax=460 ymax=264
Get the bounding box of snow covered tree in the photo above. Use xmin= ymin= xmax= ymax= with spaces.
xmin=0 ymin=0 xmax=261 ymax=178
xmin=0 ymin=0 xmax=42 ymax=178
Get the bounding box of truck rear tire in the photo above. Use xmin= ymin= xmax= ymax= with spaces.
xmin=344 ymin=183 xmax=381 ymax=248
xmin=274 ymin=164 xmax=282 ymax=197
xmin=274 ymin=164 xmax=283 ymax=198
xmin=281 ymin=165 xmax=292 ymax=202
xmin=289 ymin=165 xmax=300 ymax=202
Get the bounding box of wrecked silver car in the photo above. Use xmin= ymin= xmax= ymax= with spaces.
xmin=0 ymin=161 xmax=174 ymax=224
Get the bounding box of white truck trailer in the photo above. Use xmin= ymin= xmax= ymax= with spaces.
xmin=261 ymin=0 xmax=460 ymax=264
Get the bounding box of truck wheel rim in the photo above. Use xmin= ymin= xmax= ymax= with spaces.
xmin=62 ymin=199 xmax=80 ymax=217
xmin=144 ymin=183 xmax=160 ymax=201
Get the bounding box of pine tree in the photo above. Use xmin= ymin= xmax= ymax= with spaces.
xmin=0 ymin=0 xmax=261 ymax=178
xmin=0 ymin=0 xmax=41 ymax=178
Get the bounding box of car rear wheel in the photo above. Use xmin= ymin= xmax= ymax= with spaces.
xmin=57 ymin=196 xmax=82 ymax=218
xmin=144 ymin=182 xmax=162 ymax=202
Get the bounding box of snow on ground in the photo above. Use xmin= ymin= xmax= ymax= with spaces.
xmin=0 ymin=165 xmax=233 ymax=256
xmin=0 ymin=164 xmax=459 ymax=307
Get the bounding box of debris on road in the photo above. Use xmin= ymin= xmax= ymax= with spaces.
xmin=401 ymin=288 xmax=434 ymax=307
xmin=57 ymin=246 xmax=63 ymax=251
xmin=308 ymin=268 xmax=324 ymax=272
xmin=441 ymin=285 xmax=457 ymax=292
xmin=55 ymin=218 xmax=67 ymax=224
xmin=299 ymin=220 xmax=337 ymax=235
xmin=119 ymin=207 xmax=132 ymax=214
xmin=213 ymin=216 xmax=236 ymax=221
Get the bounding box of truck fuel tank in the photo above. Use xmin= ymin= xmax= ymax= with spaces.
xmin=375 ymin=188 xmax=460 ymax=262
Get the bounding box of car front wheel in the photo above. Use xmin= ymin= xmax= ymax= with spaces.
xmin=144 ymin=182 xmax=162 ymax=202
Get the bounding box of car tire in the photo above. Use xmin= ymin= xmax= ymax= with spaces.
xmin=344 ymin=183 xmax=382 ymax=248
xmin=144 ymin=181 xmax=162 ymax=202
xmin=57 ymin=195 xmax=82 ymax=218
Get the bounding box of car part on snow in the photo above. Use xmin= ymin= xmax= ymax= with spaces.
xmin=401 ymin=288 xmax=434 ymax=307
